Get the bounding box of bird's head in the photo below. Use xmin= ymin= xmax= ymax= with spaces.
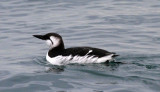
xmin=33 ymin=33 xmax=64 ymax=49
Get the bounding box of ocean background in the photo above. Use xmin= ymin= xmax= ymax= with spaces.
xmin=0 ymin=0 xmax=160 ymax=92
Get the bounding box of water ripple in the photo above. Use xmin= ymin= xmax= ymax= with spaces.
xmin=1 ymin=0 xmax=160 ymax=92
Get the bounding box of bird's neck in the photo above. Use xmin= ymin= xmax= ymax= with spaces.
xmin=48 ymin=41 xmax=65 ymax=57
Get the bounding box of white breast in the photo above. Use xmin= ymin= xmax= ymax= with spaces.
xmin=46 ymin=53 xmax=114 ymax=65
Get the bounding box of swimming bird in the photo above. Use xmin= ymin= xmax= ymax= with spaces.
xmin=33 ymin=33 xmax=118 ymax=65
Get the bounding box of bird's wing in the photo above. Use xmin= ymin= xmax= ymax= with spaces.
xmin=62 ymin=47 xmax=114 ymax=57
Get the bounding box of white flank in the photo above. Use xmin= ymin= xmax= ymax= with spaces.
xmin=46 ymin=53 xmax=114 ymax=65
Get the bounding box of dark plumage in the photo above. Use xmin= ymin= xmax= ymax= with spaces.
xmin=49 ymin=47 xmax=118 ymax=58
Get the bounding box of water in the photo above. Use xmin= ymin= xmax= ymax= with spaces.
xmin=0 ymin=0 xmax=160 ymax=92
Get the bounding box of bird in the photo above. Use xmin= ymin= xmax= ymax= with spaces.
xmin=33 ymin=33 xmax=119 ymax=65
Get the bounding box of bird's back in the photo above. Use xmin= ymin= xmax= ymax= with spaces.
xmin=62 ymin=47 xmax=114 ymax=57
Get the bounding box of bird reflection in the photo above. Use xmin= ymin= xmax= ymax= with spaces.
xmin=45 ymin=66 xmax=65 ymax=73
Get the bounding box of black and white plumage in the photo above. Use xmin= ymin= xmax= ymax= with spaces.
xmin=33 ymin=33 xmax=118 ymax=65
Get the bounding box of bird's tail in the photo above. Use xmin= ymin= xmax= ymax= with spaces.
xmin=112 ymin=54 xmax=119 ymax=57
xmin=111 ymin=52 xmax=119 ymax=58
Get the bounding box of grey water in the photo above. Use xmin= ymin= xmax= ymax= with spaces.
xmin=0 ymin=0 xmax=160 ymax=92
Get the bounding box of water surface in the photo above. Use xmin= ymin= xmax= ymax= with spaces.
xmin=0 ymin=0 xmax=160 ymax=92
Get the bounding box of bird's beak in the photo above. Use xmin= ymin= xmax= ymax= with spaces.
xmin=33 ymin=35 xmax=46 ymax=40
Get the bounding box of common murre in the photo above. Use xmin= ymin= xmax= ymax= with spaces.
xmin=33 ymin=33 xmax=119 ymax=65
